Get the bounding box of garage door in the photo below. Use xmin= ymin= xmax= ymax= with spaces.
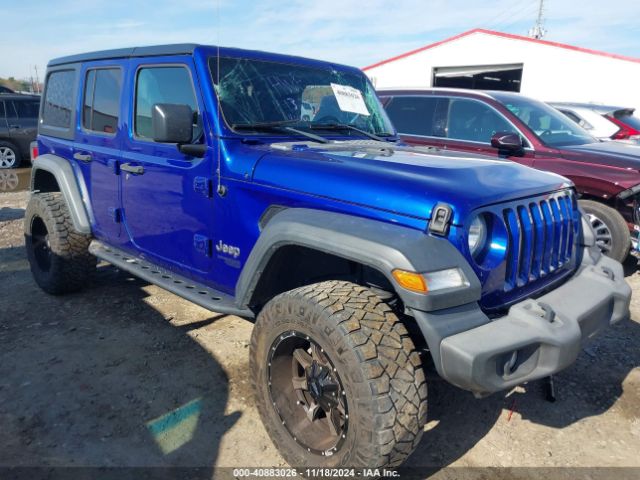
xmin=433 ymin=64 xmax=523 ymax=92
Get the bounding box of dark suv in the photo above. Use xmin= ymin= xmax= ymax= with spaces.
xmin=0 ymin=93 xmax=40 ymax=168
xmin=380 ymin=88 xmax=640 ymax=263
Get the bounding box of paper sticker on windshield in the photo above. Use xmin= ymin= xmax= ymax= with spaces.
xmin=330 ymin=83 xmax=370 ymax=116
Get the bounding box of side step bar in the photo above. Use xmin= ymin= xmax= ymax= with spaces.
xmin=89 ymin=240 xmax=254 ymax=319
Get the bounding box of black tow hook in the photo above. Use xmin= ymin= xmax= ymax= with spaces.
xmin=539 ymin=302 xmax=556 ymax=323
xmin=503 ymin=350 xmax=518 ymax=376
xmin=601 ymin=266 xmax=615 ymax=280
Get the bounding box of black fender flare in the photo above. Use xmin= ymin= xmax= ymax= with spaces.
xmin=30 ymin=154 xmax=92 ymax=234
xmin=235 ymin=208 xmax=481 ymax=312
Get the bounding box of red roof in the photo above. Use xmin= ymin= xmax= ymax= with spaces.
xmin=362 ymin=28 xmax=640 ymax=71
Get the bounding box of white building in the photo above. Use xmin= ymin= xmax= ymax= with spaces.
xmin=364 ymin=29 xmax=640 ymax=113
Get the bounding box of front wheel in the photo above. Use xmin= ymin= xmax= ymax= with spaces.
xmin=579 ymin=199 xmax=630 ymax=263
xmin=250 ymin=281 xmax=428 ymax=469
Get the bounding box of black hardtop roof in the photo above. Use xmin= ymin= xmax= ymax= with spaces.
xmin=48 ymin=43 xmax=364 ymax=76
xmin=48 ymin=44 xmax=200 ymax=67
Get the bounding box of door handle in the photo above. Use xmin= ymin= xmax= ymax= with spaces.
xmin=120 ymin=163 xmax=144 ymax=175
xmin=9 ymin=125 xmax=21 ymax=129
xmin=73 ymin=152 xmax=92 ymax=162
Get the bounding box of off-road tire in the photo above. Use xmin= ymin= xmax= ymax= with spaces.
xmin=25 ymin=192 xmax=96 ymax=294
xmin=0 ymin=141 xmax=21 ymax=169
xmin=579 ymin=199 xmax=630 ymax=263
xmin=250 ymin=280 xmax=428 ymax=469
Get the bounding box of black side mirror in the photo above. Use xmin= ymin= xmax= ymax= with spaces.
xmin=491 ymin=132 xmax=524 ymax=154
xmin=152 ymin=103 xmax=194 ymax=144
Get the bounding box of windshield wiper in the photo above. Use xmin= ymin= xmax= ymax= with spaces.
xmin=232 ymin=121 xmax=329 ymax=144
xmin=309 ymin=123 xmax=391 ymax=142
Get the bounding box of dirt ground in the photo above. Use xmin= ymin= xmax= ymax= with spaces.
xmin=1 ymin=170 xmax=639 ymax=478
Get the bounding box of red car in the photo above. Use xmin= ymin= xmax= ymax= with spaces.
xmin=380 ymin=88 xmax=640 ymax=262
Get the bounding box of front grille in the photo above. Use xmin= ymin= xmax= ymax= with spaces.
xmin=503 ymin=191 xmax=579 ymax=291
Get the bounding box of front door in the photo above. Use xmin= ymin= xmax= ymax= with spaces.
xmin=73 ymin=63 xmax=124 ymax=241
xmin=439 ymin=97 xmax=535 ymax=167
xmin=120 ymin=57 xmax=214 ymax=276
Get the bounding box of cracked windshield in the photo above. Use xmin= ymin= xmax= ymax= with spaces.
xmin=209 ymin=56 xmax=394 ymax=137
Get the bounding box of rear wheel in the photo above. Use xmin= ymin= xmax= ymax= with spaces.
xmin=0 ymin=142 xmax=21 ymax=169
xmin=250 ymin=281 xmax=427 ymax=468
xmin=579 ymin=199 xmax=630 ymax=263
xmin=25 ymin=192 xmax=96 ymax=294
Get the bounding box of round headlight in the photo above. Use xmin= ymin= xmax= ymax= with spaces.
xmin=468 ymin=215 xmax=487 ymax=257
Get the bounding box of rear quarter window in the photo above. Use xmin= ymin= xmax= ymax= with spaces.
xmin=42 ymin=70 xmax=76 ymax=128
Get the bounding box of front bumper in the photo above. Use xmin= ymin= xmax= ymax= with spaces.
xmin=413 ymin=250 xmax=631 ymax=395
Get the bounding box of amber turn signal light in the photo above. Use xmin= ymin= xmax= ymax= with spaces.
xmin=392 ymin=269 xmax=428 ymax=293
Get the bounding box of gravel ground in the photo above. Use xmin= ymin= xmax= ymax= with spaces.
xmin=1 ymin=177 xmax=639 ymax=479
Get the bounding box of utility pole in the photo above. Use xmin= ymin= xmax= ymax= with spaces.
xmin=34 ymin=65 xmax=40 ymax=94
xmin=528 ymin=0 xmax=547 ymax=39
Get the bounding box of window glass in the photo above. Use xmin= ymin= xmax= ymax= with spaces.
xmin=559 ymin=110 xmax=592 ymax=130
xmin=0 ymin=101 xmax=5 ymax=119
xmin=42 ymin=70 xmax=75 ymax=128
xmin=135 ymin=66 xmax=200 ymax=140
xmin=494 ymin=93 xmax=596 ymax=146
xmin=446 ymin=98 xmax=517 ymax=143
xmin=82 ymin=70 xmax=95 ymax=130
xmin=560 ymin=110 xmax=581 ymax=124
xmin=209 ymin=57 xmax=394 ymax=137
xmin=83 ymin=68 xmax=121 ymax=134
xmin=614 ymin=111 xmax=640 ymax=130
xmin=11 ymin=99 xmax=40 ymax=119
xmin=384 ymin=97 xmax=438 ymax=137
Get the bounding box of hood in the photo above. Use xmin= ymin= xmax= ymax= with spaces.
xmin=252 ymin=143 xmax=571 ymax=225
xmin=561 ymin=141 xmax=640 ymax=170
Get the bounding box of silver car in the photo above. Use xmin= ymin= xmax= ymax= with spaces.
xmin=550 ymin=102 xmax=640 ymax=145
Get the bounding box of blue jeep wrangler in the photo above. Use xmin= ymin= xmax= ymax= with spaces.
xmin=26 ymin=44 xmax=631 ymax=469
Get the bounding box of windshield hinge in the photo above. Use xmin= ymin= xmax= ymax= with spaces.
xmin=194 ymin=177 xmax=213 ymax=198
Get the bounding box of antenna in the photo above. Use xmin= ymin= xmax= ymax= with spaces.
xmin=528 ymin=0 xmax=547 ymax=39
xmin=215 ymin=0 xmax=226 ymax=197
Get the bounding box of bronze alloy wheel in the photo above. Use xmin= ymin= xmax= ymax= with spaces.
xmin=250 ymin=281 xmax=428 ymax=468
xmin=267 ymin=330 xmax=348 ymax=456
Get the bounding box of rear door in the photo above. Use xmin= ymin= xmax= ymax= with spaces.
xmin=383 ymin=95 xmax=450 ymax=149
xmin=7 ymin=97 xmax=39 ymax=157
xmin=119 ymin=57 xmax=214 ymax=275
xmin=74 ymin=63 xmax=124 ymax=241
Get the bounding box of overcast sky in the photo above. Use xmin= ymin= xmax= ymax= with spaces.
xmin=2 ymin=0 xmax=640 ymax=79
